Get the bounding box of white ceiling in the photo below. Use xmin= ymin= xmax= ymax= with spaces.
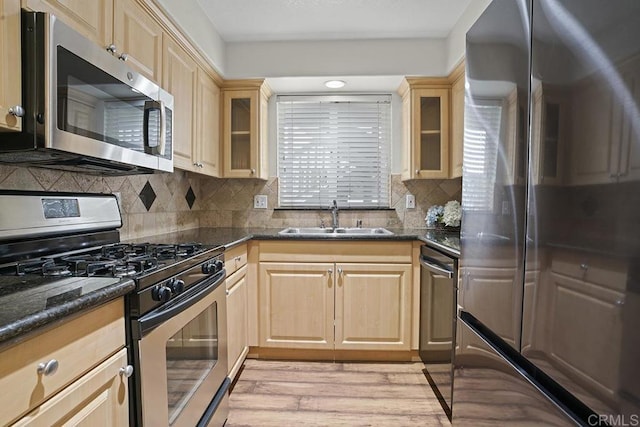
xmin=195 ymin=0 xmax=472 ymax=42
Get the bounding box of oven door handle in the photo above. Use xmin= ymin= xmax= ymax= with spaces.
xmin=420 ymin=256 xmax=453 ymax=278
xmin=138 ymin=271 xmax=226 ymax=336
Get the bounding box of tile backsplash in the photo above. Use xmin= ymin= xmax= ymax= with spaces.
xmin=0 ymin=165 xmax=461 ymax=240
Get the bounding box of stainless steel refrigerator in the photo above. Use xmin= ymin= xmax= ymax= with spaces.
xmin=456 ymin=0 xmax=640 ymax=425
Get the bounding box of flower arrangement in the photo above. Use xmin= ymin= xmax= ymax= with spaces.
xmin=425 ymin=200 xmax=462 ymax=229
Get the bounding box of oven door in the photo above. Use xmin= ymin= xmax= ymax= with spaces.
xmin=136 ymin=273 xmax=227 ymax=427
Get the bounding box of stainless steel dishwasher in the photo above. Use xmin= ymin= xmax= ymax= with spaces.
xmin=419 ymin=245 xmax=457 ymax=420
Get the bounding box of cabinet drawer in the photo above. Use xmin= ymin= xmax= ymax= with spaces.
xmin=226 ymin=243 xmax=248 ymax=276
xmin=226 ymin=264 xmax=247 ymax=292
xmin=551 ymin=249 xmax=627 ymax=291
xmin=0 ymin=299 xmax=125 ymax=426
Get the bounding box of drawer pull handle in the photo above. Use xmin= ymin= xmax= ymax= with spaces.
xmin=226 ymin=289 xmax=230 ymax=296
xmin=236 ymin=256 xmax=241 ymax=262
xmin=119 ymin=365 xmax=134 ymax=378
xmin=37 ymin=359 xmax=59 ymax=376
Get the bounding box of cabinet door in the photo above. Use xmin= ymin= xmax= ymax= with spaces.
xmin=450 ymin=74 xmax=465 ymax=178
xmin=29 ymin=0 xmax=113 ymax=46
xmin=412 ymin=88 xmax=450 ymax=179
xmin=163 ymin=36 xmax=197 ymax=171
xmin=400 ymin=91 xmax=413 ymax=180
xmin=420 ymin=268 xmax=454 ymax=355
xmin=0 ymin=0 xmax=21 ymax=131
xmin=226 ymin=265 xmax=248 ymax=379
xmin=223 ymin=89 xmax=259 ymax=178
xmin=334 ymin=263 xmax=412 ymax=351
xmin=113 ymin=0 xmax=163 ymax=82
xmin=13 ymin=349 xmax=129 ymax=427
xmin=259 ymin=262 xmax=334 ymax=349
xmin=195 ymin=68 xmax=220 ymax=176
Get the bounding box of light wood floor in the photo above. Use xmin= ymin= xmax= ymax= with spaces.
xmin=227 ymin=359 xmax=450 ymax=426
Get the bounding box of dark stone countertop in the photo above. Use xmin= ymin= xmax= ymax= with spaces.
xmin=0 ymin=226 xmax=459 ymax=347
xmin=0 ymin=276 xmax=134 ymax=348
xmin=128 ymin=227 xmax=461 ymax=258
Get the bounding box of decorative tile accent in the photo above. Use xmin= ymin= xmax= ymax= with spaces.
xmin=138 ymin=180 xmax=156 ymax=211
xmin=185 ymin=186 xmax=196 ymax=209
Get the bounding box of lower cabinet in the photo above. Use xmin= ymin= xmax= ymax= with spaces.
xmin=0 ymin=299 xmax=129 ymax=426
xmin=226 ymin=264 xmax=249 ymax=380
xmin=259 ymin=261 xmax=412 ymax=351
xmin=13 ymin=349 xmax=129 ymax=427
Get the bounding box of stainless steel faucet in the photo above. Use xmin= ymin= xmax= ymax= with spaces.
xmin=331 ymin=200 xmax=339 ymax=229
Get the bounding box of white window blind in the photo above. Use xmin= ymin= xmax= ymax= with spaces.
xmin=278 ymin=95 xmax=391 ymax=208
xmin=462 ymin=100 xmax=503 ymax=211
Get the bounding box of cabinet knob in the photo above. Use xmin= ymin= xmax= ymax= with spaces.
xmin=615 ymin=298 xmax=625 ymax=306
xmin=415 ymin=169 xmax=420 ymax=175
xmin=337 ymin=268 xmax=343 ymax=274
xmin=226 ymin=289 xmax=230 ymax=296
xmin=328 ymin=269 xmax=333 ymax=276
xmin=579 ymin=263 xmax=588 ymax=270
xmin=193 ymin=162 xmax=199 ymax=167
xmin=37 ymin=359 xmax=59 ymax=376
xmin=250 ymin=169 xmax=256 ymax=175
xmin=119 ymin=365 xmax=134 ymax=378
xmin=8 ymin=105 xmax=25 ymax=117
xmin=199 ymin=163 xmax=204 ymax=168
xmin=106 ymin=44 xmax=117 ymax=54
xmin=118 ymin=53 xmax=129 ymax=62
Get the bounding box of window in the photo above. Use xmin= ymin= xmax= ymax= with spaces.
xmin=277 ymin=95 xmax=391 ymax=208
xmin=462 ymin=99 xmax=502 ymax=211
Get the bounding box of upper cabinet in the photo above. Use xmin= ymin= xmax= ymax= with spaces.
xmin=194 ymin=68 xmax=220 ymax=177
xmin=0 ymin=0 xmax=22 ymax=132
xmin=399 ymin=65 xmax=464 ymax=181
xmin=221 ymin=80 xmax=271 ymax=179
xmin=399 ymin=77 xmax=450 ymax=180
xmin=113 ymin=0 xmax=163 ymax=82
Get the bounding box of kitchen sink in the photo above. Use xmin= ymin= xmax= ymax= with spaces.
xmin=278 ymin=227 xmax=394 ymax=236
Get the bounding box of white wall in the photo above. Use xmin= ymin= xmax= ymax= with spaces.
xmin=154 ymin=0 xmax=227 ymax=75
xmin=225 ymin=38 xmax=448 ymax=79
xmin=445 ymin=0 xmax=492 ymax=72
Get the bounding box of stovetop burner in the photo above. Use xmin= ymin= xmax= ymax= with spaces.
xmin=5 ymin=243 xmax=206 ymax=280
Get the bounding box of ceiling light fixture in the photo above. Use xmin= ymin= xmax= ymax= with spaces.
xmin=325 ymin=80 xmax=346 ymax=89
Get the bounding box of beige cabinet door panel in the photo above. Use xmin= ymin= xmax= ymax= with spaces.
xmin=13 ymin=349 xmax=129 ymax=427
xmin=259 ymin=262 xmax=334 ymax=349
xmin=113 ymin=0 xmax=163 ymax=82
xmin=163 ymin=36 xmax=196 ymax=171
xmin=411 ymin=88 xmax=450 ymax=179
xmin=335 ymin=263 xmax=412 ymax=351
xmin=32 ymin=0 xmax=113 ymax=46
xmin=0 ymin=0 xmax=21 ymax=131
xmin=195 ymin=68 xmax=220 ymax=176
xmin=226 ymin=266 xmax=248 ymax=378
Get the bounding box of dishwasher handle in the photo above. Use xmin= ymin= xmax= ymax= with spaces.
xmin=420 ymin=256 xmax=454 ymax=278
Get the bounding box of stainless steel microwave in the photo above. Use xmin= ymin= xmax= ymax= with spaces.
xmin=0 ymin=11 xmax=174 ymax=174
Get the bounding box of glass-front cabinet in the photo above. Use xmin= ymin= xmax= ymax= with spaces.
xmin=221 ymin=80 xmax=271 ymax=179
xmin=399 ymin=78 xmax=450 ymax=179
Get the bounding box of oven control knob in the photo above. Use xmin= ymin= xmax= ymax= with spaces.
xmin=202 ymin=263 xmax=215 ymax=274
xmin=168 ymin=279 xmax=184 ymax=295
xmin=152 ymin=284 xmax=172 ymax=302
xmin=213 ymin=259 xmax=224 ymax=272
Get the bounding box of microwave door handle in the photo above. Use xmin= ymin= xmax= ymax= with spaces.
xmin=143 ymin=100 xmax=165 ymax=156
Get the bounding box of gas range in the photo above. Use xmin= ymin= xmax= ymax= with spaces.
xmin=0 ymin=190 xmax=224 ymax=318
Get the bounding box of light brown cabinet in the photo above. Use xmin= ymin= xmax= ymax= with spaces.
xmin=450 ymin=64 xmax=465 ymax=178
xmin=399 ymin=78 xmax=450 ymax=180
xmin=226 ymin=243 xmax=248 ymax=381
xmin=162 ymin=35 xmax=197 ymax=172
xmin=222 ymin=80 xmax=271 ymax=179
xmin=0 ymin=0 xmax=22 ymax=132
xmin=194 ymin=68 xmax=220 ymax=176
xmin=0 ymin=299 xmax=129 ymax=426
xmin=113 ymin=0 xmax=163 ymax=82
xmin=259 ymin=261 xmax=412 ymax=352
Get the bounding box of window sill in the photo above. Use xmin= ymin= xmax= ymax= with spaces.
xmin=274 ymin=207 xmax=395 ymax=211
